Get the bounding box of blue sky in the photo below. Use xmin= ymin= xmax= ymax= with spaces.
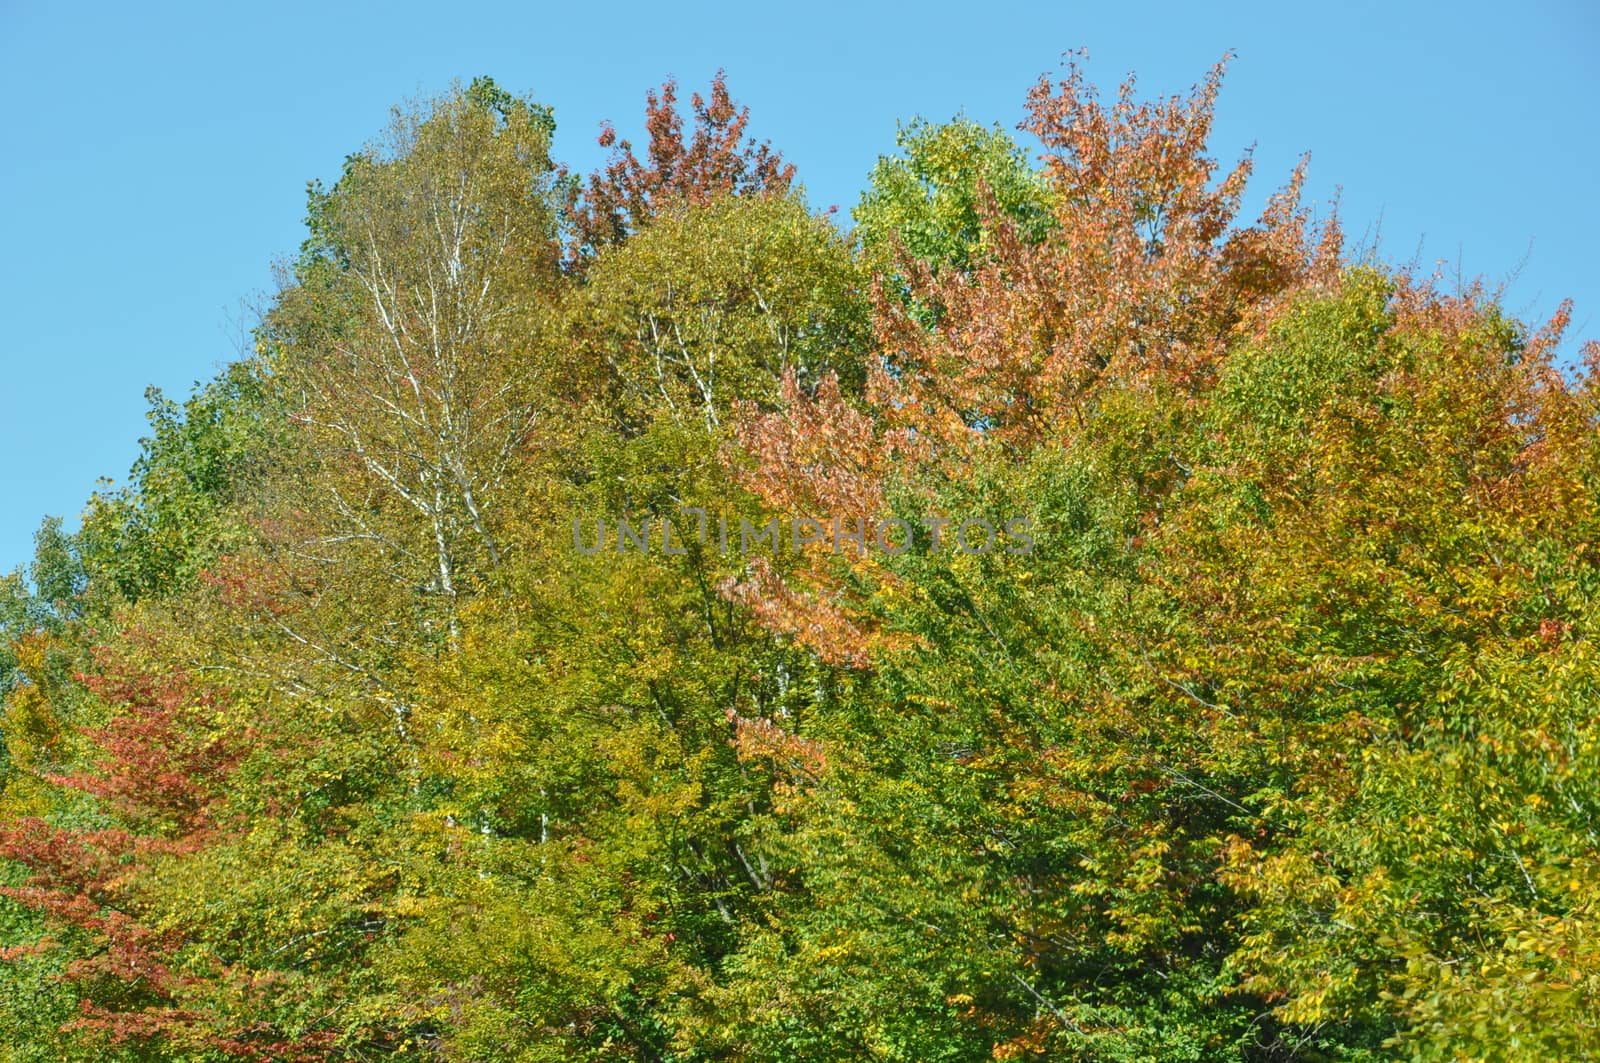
xmin=1 ymin=0 xmax=1595 ymax=575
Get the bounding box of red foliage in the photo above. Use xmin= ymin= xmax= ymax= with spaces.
xmin=731 ymin=55 xmax=1343 ymax=669
xmin=0 ymin=641 xmax=249 ymax=1052
xmin=722 ymin=373 xmax=905 ymax=667
xmin=198 ymin=554 xmax=295 ymax=618
xmin=1 ymin=623 xmax=360 ymax=1058
xmin=865 ymin=52 xmax=1340 ymax=458
xmin=568 ymin=70 xmax=796 ymax=262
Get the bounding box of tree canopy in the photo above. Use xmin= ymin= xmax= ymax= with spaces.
xmin=2 ymin=62 xmax=1596 ymax=1063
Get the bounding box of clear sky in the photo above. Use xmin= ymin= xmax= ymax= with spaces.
xmin=2 ymin=0 xmax=1595 ymax=575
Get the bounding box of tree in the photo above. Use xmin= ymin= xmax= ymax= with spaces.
xmin=579 ymin=192 xmax=870 ymax=432
xmin=265 ymin=80 xmax=567 ymax=618
xmin=75 ymin=362 xmax=276 ymax=607
xmin=7 ymin=55 xmax=1600 ymax=1063
xmin=569 ymin=70 xmax=796 ymax=265
xmin=733 ymin=52 xmax=1341 ymax=667
xmin=854 ymin=115 xmax=1056 ymax=283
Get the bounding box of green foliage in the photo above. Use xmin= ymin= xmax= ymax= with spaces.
xmin=854 ymin=116 xmax=1055 ymax=278
xmin=581 ymin=192 xmax=872 ymax=429
xmin=4 ymin=65 xmax=1597 ymax=1063
xmin=74 ymin=362 xmax=277 ymax=605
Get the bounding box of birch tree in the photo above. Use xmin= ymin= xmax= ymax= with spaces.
xmin=267 ymin=79 xmax=565 ymax=612
xmin=581 ymin=193 xmax=870 ymax=433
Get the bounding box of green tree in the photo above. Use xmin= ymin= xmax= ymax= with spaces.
xmin=580 ymin=192 xmax=871 ymax=432
xmin=264 ymin=78 xmax=567 ymax=617
xmin=853 ymin=116 xmax=1055 ymax=289
xmin=75 ymin=361 xmax=277 ymax=605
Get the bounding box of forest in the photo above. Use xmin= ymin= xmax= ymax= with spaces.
xmin=1 ymin=57 xmax=1597 ymax=1061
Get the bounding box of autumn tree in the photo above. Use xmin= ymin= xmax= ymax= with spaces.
xmin=6 ymin=54 xmax=1599 ymax=1063
xmin=265 ymin=79 xmax=567 ymax=616
xmin=568 ymin=70 xmax=796 ymax=265
xmin=733 ymin=53 xmax=1339 ymax=668
xmin=578 ymin=192 xmax=870 ymax=432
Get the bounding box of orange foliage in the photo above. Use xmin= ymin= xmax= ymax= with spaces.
xmin=734 ymin=54 xmax=1343 ymax=667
